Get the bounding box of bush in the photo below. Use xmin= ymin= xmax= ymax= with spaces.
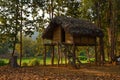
xmin=0 ymin=60 xmax=6 ymax=66
xmin=90 ymin=58 xmax=95 ymax=62
xmin=79 ymin=56 xmax=87 ymax=61
xmin=79 ymin=51 xmax=86 ymax=56
xmin=22 ymin=62 xmax=28 ymax=66
xmin=28 ymin=58 xmax=40 ymax=66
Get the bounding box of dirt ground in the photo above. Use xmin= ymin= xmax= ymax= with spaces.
xmin=0 ymin=64 xmax=120 ymax=80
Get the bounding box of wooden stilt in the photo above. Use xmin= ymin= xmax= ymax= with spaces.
xmin=73 ymin=44 xmax=76 ymax=66
xmin=61 ymin=51 xmax=63 ymax=64
xmin=44 ymin=45 xmax=46 ymax=66
xmin=65 ymin=52 xmax=67 ymax=66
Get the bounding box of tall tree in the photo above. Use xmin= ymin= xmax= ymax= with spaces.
xmin=66 ymin=0 xmax=81 ymax=18
xmin=110 ymin=0 xmax=117 ymax=61
xmin=0 ymin=0 xmax=46 ymax=66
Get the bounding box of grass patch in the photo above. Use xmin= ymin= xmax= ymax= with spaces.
xmin=28 ymin=58 xmax=40 ymax=66
xmin=0 ymin=59 xmax=9 ymax=63
xmin=0 ymin=59 xmax=8 ymax=66
xmin=0 ymin=56 xmax=96 ymax=66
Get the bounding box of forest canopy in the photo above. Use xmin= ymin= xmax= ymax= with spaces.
xmin=0 ymin=0 xmax=120 ymax=62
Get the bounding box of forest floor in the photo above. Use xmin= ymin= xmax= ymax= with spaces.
xmin=0 ymin=64 xmax=120 ymax=80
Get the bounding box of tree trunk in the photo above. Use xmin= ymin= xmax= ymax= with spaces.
xmin=11 ymin=39 xmax=16 ymax=57
xmin=100 ymin=37 xmax=105 ymax=64
xmin=9 ymin=0 xmax=19 ymax=67
xmin=9 ymin=56 xmax=19 ymax=68
xmin=95 ymin=38 xmax=98 ymax=65
xmin=19 ymin=3 xmax=23 ymax=67
xmin=108 ymin=0 xmax=116 ymax=62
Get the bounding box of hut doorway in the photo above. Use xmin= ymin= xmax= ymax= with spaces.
xmin=61 ymin=28 xmax=65 ymax=42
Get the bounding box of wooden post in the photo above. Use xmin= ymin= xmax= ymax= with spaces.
xmin=65 ymin=52 xmax=67 ymax=66
xmin=51 ymin=45 xmax=54 ymax=65
xmin=73 ymin=44 xmax=76 ymax=67
xmin=61 ymin=51 xmax=63 ymax=64
xmin=44 ymin=45 xmax=46 ymax=66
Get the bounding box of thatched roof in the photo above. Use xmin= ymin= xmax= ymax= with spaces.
xmin=42 ymin=16 xmax=104 ymax=40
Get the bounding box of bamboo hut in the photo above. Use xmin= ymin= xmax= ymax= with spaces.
xmin=42 ymin=16 xmax=105 ymax=67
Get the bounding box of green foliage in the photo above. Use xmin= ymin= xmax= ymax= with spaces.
xmin=79 ymin=50 xmax=87 ymax=61
xmin=0 ymin=60 xmax=6 ymax=66
xmin=79 ymin=50 xmax=86 ymax=56
xmin=22 ymin=37 xmax=37 ymax=57
xmin=0 ymin=0 xmax=120 ymax=61
xmin=0 ymin=0 xmax=46 ymax=57
xmin=16 ymin=35 xmax=40 ymax=57
xmin=66 ymin=0 xmax=81 ymax=18
xmin=28 ymin=58 xmax=40 ymax=66
xmin=89 ymin=58 xmax=95 ymax=62
xmin=0 ymin=43 xmax=9 ymax=55
xmin=79 ymin=56 xmax=87 ymax=61
xmin=22 ymin=62 xmax=28 ymax=66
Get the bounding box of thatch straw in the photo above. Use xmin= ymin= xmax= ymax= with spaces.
xmin=42 ymin=16 xmax=104 ymax=39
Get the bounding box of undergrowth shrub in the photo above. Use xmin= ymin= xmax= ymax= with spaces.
xmin=0 ymin=60 xmax=6 ymax=66
xmin=90 ymin=58 xmax=95 ymax=62
xmin=28 ymin=58 xmax=40 ymax=66
xmin=22 ymin=62 xmax=28 ymax=66
xmin=79 ymin=56 xmax=87 ymax=61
